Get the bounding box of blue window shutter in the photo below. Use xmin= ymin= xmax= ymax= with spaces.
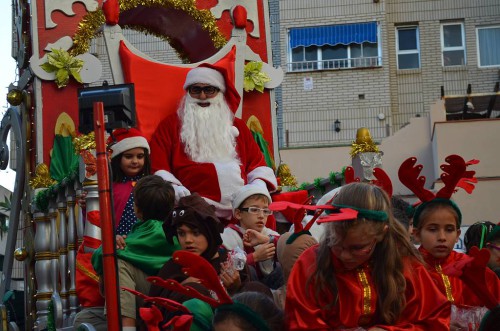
xmin=290 ymin=22 xmax=377 ymax=49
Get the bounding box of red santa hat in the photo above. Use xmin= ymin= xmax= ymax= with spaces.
xmin=107 ymin=128 xmax=150 ymax=158
xmin=183 ymin=62 xmax=241 ymax=113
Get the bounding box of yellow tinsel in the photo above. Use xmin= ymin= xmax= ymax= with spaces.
xmin=70 ymin=10 xmax=105 ymax=57
xmin=73 ymin=132 xmax=96 ymax=153
xmin=349 ymin=141 xmax=380 ymax=158
xmin=350 ymin=127 xmax=380 ymax=158
xmin=277 ymin=163 xmax=298 ymax=188
xmin=71 ymin=0 xmax=226 ymax=62
xmin=29 ymin=164 xmax=57 ymax=189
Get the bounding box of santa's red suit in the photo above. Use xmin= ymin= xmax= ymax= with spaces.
xmin=150 ymin=113 xmax=277 ymax=220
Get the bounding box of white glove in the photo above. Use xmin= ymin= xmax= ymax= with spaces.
xmin=173 ymin=184 xmax=191 ymax=202
xmin=251 ymin=178 xmax=268 ymax=189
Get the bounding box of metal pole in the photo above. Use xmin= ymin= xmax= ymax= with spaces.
xmin=93 ymin=102 xmax=121 ymax=330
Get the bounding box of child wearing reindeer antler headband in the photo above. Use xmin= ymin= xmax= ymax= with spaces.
xmin=285 ymin=182 xmax=450 ymax=330
xmin=399 ymin=155 xmax=500 ymax=330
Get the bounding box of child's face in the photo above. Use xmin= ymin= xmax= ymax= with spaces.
xmin=176 ymin=224 xmax=208 ymax=256
xmin=235 ymin=195 xmax=270 ymax=232
xmin=120 ymin=147 xmax=146 ymax=177
xmin=331 ymin=223 xmax=379 ymax=270
xmin=415 ymin=208 xmax=460 ymax=259
xmin=487 ymin=241 xmax=500 ymax=270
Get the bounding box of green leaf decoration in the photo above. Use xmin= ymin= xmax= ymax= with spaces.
xmin=243 ymin=61 xmax=271 ymax=93
xmin=0 ymin=194 xmax=11 ymax=212
xmin=251 ymin=131 xmax=275 ymax=169
xmin=40 ymin=48 xmax=84 ymax=88
xmin=50 ymin=135 xmax=79 ymax=182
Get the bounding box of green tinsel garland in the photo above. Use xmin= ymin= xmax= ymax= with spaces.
xmin=33 ymin=164 xmax=79 ymax=212
xmin=329 ymin=166 xmax=346 ymax=186
xmin=313 ymin=178 xmax=325 ymax=195
xmin=289 ymin=168 xmax=346 ymax=194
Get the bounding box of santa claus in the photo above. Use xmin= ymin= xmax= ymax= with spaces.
xmin=149 ymin=65 xmax=277 ymax=221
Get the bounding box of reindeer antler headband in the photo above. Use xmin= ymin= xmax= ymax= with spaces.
xmin=269 ymin=166 xmax=394 ymax=228
xmin=323 ymin=166 xmax=392 ymax=223
xmin=398 ymin=154 xmax=479 ymax=227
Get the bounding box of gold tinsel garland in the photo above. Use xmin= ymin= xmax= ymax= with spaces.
xmin=70 ymin=10 xmax=105 ymax=57
xmin=73 ymin=132 xmax=96 ymax=153
xmin=349 ymin=140 xmax=380 ymax=158
xmin=277 ymin=163 xmax=298 ymax=188
xmin=29 ymin=164 xmax=57 ymax=189
xmin=350 ymin=127 xmax=380 ymax=158
xmin=70 ymin=0 xmax=227 ymax=62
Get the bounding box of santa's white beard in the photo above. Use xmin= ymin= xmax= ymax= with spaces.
xmin=179 ymin=93 xmax=239 ymax=163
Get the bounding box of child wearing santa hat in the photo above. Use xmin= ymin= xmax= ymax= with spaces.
xmin=107 ymin=127 xmax=152 ymax=235
xmin=221 ymin=184 xmax=282 ymax=289
xmin=74 ymin=127 xmax=152 ymax=330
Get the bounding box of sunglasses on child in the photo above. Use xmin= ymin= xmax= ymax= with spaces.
xmin=239 ymin=207 xmax=273 ymax=216
xmin=187 ymin=85 xmax=220 ymax=96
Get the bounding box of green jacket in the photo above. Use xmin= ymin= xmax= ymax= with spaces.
xmin=91 ymin=219 xmax=180 ymax=276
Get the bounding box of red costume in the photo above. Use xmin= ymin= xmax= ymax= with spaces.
xmin=419 ymin=247 xmax=500 ymax=308
xmin=286 ymin=245 xmax=451 ymax=330
xmin=150 ymin=114 xmax=277 ymax=220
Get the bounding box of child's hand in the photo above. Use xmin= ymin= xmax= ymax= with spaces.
xmin=116 ymin=235 xmax=127 ymax=249
xmin=78 ymin=190 xmax=87 ymax=209
xmin=243 ymin=229 xmax=269 ymax=247
xmin=253 ymin=243 xmax=275 ymax=262
xmin=220 ymin=262 xmax=241 ymax=293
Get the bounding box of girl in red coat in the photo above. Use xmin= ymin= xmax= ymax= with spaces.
xmin=414 ymin=199 xmax=500 ymax=330
xmin=399 ymin=154 xmax=500 ymax=330
xmin=285 ymin=182 xmax=450 ymax=330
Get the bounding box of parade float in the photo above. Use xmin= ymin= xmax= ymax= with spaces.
xmin=0 ymin=1 xmax=285 ymax=329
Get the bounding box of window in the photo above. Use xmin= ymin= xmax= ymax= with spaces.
xmin=288 ymin=22 xmax=380 ymax=71
xmin=477 ymin=26 xmax=500 ymax=67
xmin=396 ymin=27 xmax=420 ymax=69
xmin=441 ymin=22 xmax=466 ymax=66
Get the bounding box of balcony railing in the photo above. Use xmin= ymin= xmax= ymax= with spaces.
xmin=287 ymin=56 xmax=382 ymax=72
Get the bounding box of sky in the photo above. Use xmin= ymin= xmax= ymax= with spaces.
xmin=0 ymin=1 xmax=18 ymax=192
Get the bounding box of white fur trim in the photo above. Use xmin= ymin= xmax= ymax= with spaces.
xmin=247 ymin=166 xmax=278 ymax=191
xmin=111 ymin=136 xmax=150 ymax=158
xmin=183 ymin=67 xmax=226 ymax=92
xmin=154 ymin=170 xmax=182 ymax=186
xmin=213 ymin=160 xmax=244 ymax=212
xmin=230 ymin=126 xmax=239 ymax=137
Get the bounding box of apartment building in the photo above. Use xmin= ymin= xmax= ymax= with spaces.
xmin=274 ymin=0 xmax=499 ymax=149
xmin=273 ymin=0 xmax=500 ymax=222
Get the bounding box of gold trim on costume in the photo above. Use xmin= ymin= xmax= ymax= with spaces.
xmin=357 ymin=268 xmax=372 ymax=316
xmin=435 ymin=264 xmax=454 ymax=303
xmin=76 ymin=260 xmax=100 ymax=283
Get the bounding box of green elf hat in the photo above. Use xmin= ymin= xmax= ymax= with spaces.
xmin=398 ymin=154 xmax=479 ymax=228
